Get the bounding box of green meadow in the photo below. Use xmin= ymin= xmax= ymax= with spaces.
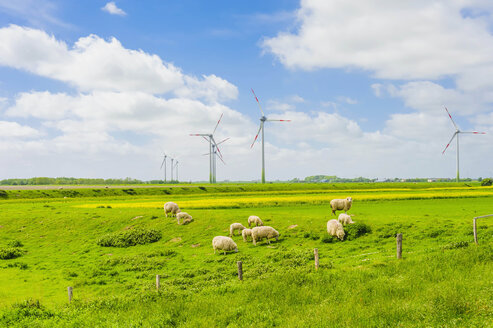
xmin=0 ymin=183 xmax=492 ymax=327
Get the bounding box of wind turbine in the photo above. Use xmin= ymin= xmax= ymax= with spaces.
xmin=174 ymin=160 xmax=179 ymax=182
xmin=250 ymin=89 xmax=290 ymax=183
xmin=203 ymin=137 xmax=229 ymax=183
xmin=170 ymin=157 xmax=174 ymax=182
xmin=442 ymin=106 xmax=486 ymax=182
xmin=190 ymin=114 xmax=226 ymax=183
xmin=160 ymin=153 xmax=167 ymax=182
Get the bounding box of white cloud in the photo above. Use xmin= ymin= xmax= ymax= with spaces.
xmin=0 ymin=121 xmax=40 ymax=138
xmin=266 ymin=100 xmax=294 ymax=111
xmin=263 ymin=1 xmax=493 ymax=81
xmin=337 ymin=96 xmax=357 ymax=105
xmin=102 ymin=2 xmax=126 ymax=16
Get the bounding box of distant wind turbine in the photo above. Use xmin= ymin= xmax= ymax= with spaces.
xmin=190 ymin=114 xmax=227 ymax=183
xmin=251 ymin=89 xmax=290 ymax=183
xmin=174 ymin=160 xmax=179 ymax=182
xmin=442 ymin=106 xmax=486 ymax=182
xmin=160 ymin=153 xmax=167 ymax=182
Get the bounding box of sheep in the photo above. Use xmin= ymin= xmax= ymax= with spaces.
xmin=327 ymin=219 xmax=345 ymax=240
xmin=164 ymin=202 xmax=181 ymax=217
xmin=338 ymin=213 xmax=354 ymax=225
xmin=212 ymin=236 xmax=238 ymax=255
xmin=176 ymin=212 xmax=193 ymax=225
xmin=330 ymin=197 xmax=353 ymax=215
xmin=242 ymin=228 xmax=252 ymax=242
xmin=230 ymin=223 xmax=246 ymax=237
xmin=251 ymin=226 xmax=279 ymax=245
xmin=248 ymin=215 xmax=263 ymax=227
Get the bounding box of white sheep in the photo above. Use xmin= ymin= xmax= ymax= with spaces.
xmin=212 ymin=236 xmax=238 ymax=255
xmin=330 ymin=197 xmax=353 ymax=215
xmin=248 ymin=215 xmax=263 ymax=227
xmin=229 ymin=223 xmax=246 ymax=237
xmin=338 ymin=213 xmax=354 ymax=225
xmin=242 ymin=228 xmax=252 ymax=242
xmin=164 ymin=202 xmax=181 ymax=218
xmin=251 ymin=226 xmax=279 ymax=245
xmin=327 ymin=219 xmax=345 ymax=240
xmin=176 ymin=212 xmax=193 ymax=225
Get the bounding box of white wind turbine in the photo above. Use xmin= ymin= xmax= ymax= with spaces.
xmin=160 ymin=153 xmax=167 ymax=182
xmin=190 ymin=114 xmax=226 ymax=183
xmin=250 ymin=89 xmax=290 ymax=184
xmin=442 ymin=106 xmax=486 ymax=182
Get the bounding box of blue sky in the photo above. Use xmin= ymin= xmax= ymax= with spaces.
xmin=0 ymin=0 xmax=492 ymax=181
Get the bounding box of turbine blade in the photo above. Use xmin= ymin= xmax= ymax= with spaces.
xmin=442 ymin=132 xmax=458 ymax=154
xmin=160 ymin=157 xmax=165 ymax=169
xmin=251 ymin=124 xmax=262 ymax=148
xmin=251 ymin=89 xmax=265 ymax=116
xmin=266 ymin=119 xmax=291 ymax=122
xmin=190 ymin=133 xmax=210 ymax=136
xmin=216 ymin=137 xmax=230 ymax=145
xmin=212 ymin=113 xmax=223 ymax=135
xmin=217 ymin=154 xmax=226 ymax=165
xmin=444 ymin=106 xmax=459 ymax=130
xmin=460 ymin=131 xmax=486 ymax=134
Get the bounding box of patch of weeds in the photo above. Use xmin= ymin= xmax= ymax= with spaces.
xmin=106 ymin=205 xmax=112 ymax=209
xmin=150 ymin=215 xmax=158 ymax=220
xmin=122 ymin=189 xmax=137 ymax=195
xmin=97 ymin=228 xmax=162 ymax=247
xmin=443 ymin=241 xmax=469 ymax=250
xmin=344 ymin=223 xmax=372 ymax=241
xmin=427 ymin=229 xmax=445 ymax=238
xmin=0 ymin=247 xmax=25 ymax=260
xmin=96 ymin=206 xmax=105 ymax=208
xmin=310 ymin=235 xmax=320 ymax=240
xmin=198 ymin=186 xmax=207 ymax=191
xmin=303 ymin=232 xmax=311 ymax=238
xmin=0 ymin=190 xmax=8 ymax=199
xmin=7 ymin=240 xmax=23 ymax=248
xmin=321 ymin=235 xmax=337 ymax=243
xmin=6 ymin=262 xmax=28 ymax=269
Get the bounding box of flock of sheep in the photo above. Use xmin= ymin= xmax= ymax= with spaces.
xmin=163 ymin=196 xmax=354 ymax=255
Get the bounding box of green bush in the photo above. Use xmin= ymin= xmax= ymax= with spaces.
xmin=97 ymin=228 xmax=162 ymax=247
xmin=321 ymin=235 xmax=337 ymax=243
xmin=344 ymin=222 xmax=372 ymax=240
xmin=0 ymin=190 xmax=8 ymax=199
xmin=443 ymin=241 xmax=469 ymax=250
xmin=481 ymin=178 xmax=492 ymax=186
xmin=7 ymin=240 xmax=24 ymax=248
xmin=0 ymin=247 xmax=24 ymax=260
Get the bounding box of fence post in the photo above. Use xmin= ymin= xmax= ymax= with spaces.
xmin=396 ymin=233 xmax=403 ymax=259
xmin=156 ymin=275 xmax=161 ymax=291
xmin=67 ymin=287 xmax=73 ymax=303
xmin=473 ymin=218 xmax=478 ymax=245
xmin=314 ymin=248 xmax=319 ymax=270
xmin=237 ymin=261 xmax=243 ymax=281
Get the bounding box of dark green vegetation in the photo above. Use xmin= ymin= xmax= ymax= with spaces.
xmin=97 ymin=228 xmax=162 ymax=247
xmin=0 ymin=183 xmax=492 ymax=327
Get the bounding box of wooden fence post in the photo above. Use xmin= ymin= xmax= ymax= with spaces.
xmin=67 ymin=287 xmax=73 ymax=303
xmin=473 ymin=218 xmax=478 ymax=245
xmin=314 ymin=248 xmax=319 ymax=270
xmin=396 ymin=233 xmax=403 ymax=259
xmin=156 ymin=275 xmax=161 ymax=291
xmin=237 ymin=261 xmax=243 ymax=281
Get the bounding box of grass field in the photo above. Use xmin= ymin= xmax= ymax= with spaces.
xmin=0 ymin=183 xmax=492 ymax=327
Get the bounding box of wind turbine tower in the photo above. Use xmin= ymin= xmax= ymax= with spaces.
xmin=251 ymin=89 xmax=291 ymax=183
xmin=442 ymin=107 xmax=485 ymax=182
xmin=190 ymin=114 xmax=226 ymax=183
xmin=160 ymin=153 xmax=167 ymax=182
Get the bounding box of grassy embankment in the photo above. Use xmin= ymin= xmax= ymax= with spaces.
xmin=0 ymin=183 xmax=491 ymax=327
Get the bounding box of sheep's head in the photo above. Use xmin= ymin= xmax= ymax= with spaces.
xmin=234 ymin=247 xmax=238 ymax=253
xmin=337 ymin=229 xmax=345 ymax=240
xmin=177 ymin=209 xmax=181 ymax=213
xmin=346 ymin=197 xmax=353 ymax=203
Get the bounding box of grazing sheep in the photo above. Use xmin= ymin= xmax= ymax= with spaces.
xmin=251 ymin=226 xmax=279 ymax=245
xmin=212 ymin=236 xmax=238 ymax=255
xmin=248 ymin=215 xmax=263 ymax=227
xmin=230 ymin=223 xmax=246 ymax=237
xmin=330 ymin=197 xmax=353 ymax=215
xmin=176 ymin=212 xmax=193 ymax=225
xmin=242 ymin=228 xmax=252 ymax=242
xmin=164 ymin=202 xmax=181 ymax=218
xmin=338 ymin=213 xmax=354 ymax=225
xmin=327 ymin=219 xmax=345 ymax=240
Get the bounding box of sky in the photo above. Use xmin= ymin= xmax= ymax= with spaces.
xmin=0 ymin=0 xmax=492 ymax=182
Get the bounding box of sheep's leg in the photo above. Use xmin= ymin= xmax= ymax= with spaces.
xmin=267 ymin=238 xmax=270 ymax=244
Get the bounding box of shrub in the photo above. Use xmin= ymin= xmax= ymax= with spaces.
xmin=344 ymin=223 xmax=372 ymax=240
xmin=97 ymin=228 xmax=162 ymax=247
xmin=0 ymin=190 xmax=8 ymax=199
xmin=481 ymin=178 xmax=492 ymax=186
xmin=7 ymin=240 xmax=23 ymax=248
xmin=0 ymin=247 xmax=24 ymax=260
